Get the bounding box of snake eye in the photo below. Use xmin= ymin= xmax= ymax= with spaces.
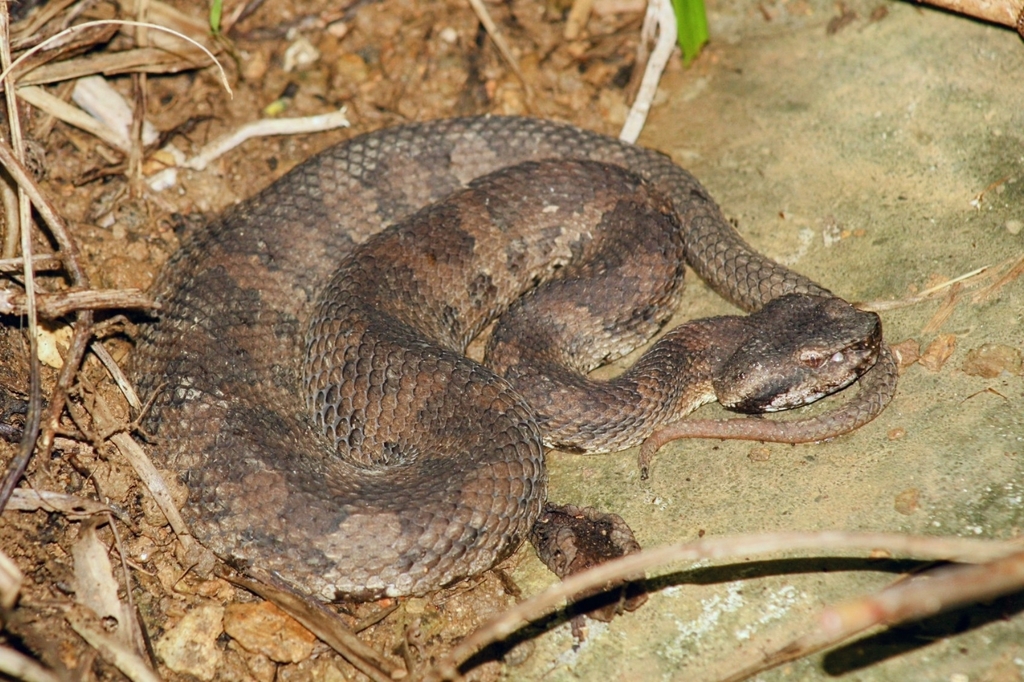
xmin=799 ymin=349 xmax=828 ymax=369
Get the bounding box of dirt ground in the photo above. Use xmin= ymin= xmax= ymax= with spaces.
xmin=1 ymin=0 xmax=1022 ymax=680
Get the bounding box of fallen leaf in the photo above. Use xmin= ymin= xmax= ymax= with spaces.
xmin=72 ymin=521 xmax=131 ymax=645
xmin=919 ymin=334 xmax=956 ymax=372
xmin=962 ymin=344 xmax=1023 ymax=378
xmin=890 ymin=339 xmax=920 ymax=372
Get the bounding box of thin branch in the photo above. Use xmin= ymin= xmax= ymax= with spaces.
xmin=0 ymin=4 xmax=44 ymax=518
xmin=0 ymin=645 xmax=61 ymax=682
xmin=11 ymin=46 xmax=212 ymax=88
xmin=183 ymin=108 xmax=350 ymax=171
xmin=0 ymin=287 xmax=156 ymax=318
xmin=972 ymin=252 xmax=1024 ymax=303
xmin=9 ymin=0 xmax=79 ymax=45
xmin=106 ymin=512 xmax=150 ymax=664
xmin=0 ymin=138 xmax=87 ymax=282
xmin=619 ymin=0 xmax=676 ymax=143
xmin=0 ymin=253 xmax=63 ymax=272
xmin=0 ymin=135 xmax=98 ymax=514
xmin=423 ymin=531 xmax=1024 ymax=680
xmin=129 ymin=0 xmax=151 ymax=191
xmin=226 ymin=569 xmax=399 ymax=682
xmin=91 ymin=342 xmax=142 ymax=411
xmin=465 ymin=0 xmax=534 ymax=102
xmin=110 ymin=431 xmax=194 ymax=549
xmin=5 ymin=487 xmax=114 ymax=518
xmin=720 ymin=550 xmax=1024 ymax=681
xmin=860 ymin=267 xmax=984 ymax=310
xmin=820 ymin=550 xmax=1024 ymax=636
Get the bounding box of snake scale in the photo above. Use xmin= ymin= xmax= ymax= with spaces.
xmin=131 ymin=116 xmax=898 ymax=600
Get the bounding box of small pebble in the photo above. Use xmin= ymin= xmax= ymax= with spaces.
xmin=894 ymin=488 xmax=920 ymax=515
xmin=155 ymin=604 xmax=225 ymax=681
xmin=327 ymin=20 xmax=349 ymax=38
xmin=748 ymin=447 xmax=771 ymax=462
xmin=241 ymin=49 xmax=269 ymax=81
xmin=1005 ymin=219 xmax=1022 ymax=235
xmin=223 ymin=601 xmax=316 ymax=664
xmin=283 ymin=36 xmax=320 ymax=72
xmin=243 ymin=651 xmax=276 ymax=682
xmin=335 ymin=53 xmax=369 ymax=84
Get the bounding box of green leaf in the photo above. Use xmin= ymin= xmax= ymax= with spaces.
xmin=209 ymin=0 xmax=223 ymax=37
xmin=670 ymin=0 xmax=709 ymax=64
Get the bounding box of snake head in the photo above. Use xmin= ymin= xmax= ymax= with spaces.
xmin=714 ymin=294 xmax=882 ymax=414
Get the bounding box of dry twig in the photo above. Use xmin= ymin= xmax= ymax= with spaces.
xmin=466 ymin=0 xmax=534 ymax=102
xmin=972 ymin=252 xmax=1024 ymax=303
xmin=0 ymin=645 xmax=60 ymax=682
xmin=0 ymin=6 xmax=46 ymax=519
xmin=720 ymin=550 xmax=1024 ymax=681
xmin=225 ymin=570 xmax=399 ymax=682
xmin=619 ymin=0 xmax=677 ymax=142
xmin=183 ymin=108 xmax=351 ymax=171
xmin=4 ymin=488 xmax=114 ymax=518
xmin=0 ymin=287 xmax=156 ymax=318
xmin=423 ymin=531 xmax=1024 ymax=680
xmin=0 ymin=135 xmax=97 ymax=513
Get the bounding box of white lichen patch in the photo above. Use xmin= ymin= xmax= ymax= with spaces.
xmin=734 ymin=584 xmax=802 ymax=641
xmin=659 ymin=582 xmax=745 ymax=662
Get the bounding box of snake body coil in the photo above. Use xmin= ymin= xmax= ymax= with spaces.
xmin=132 ymin=117 xmax=896 ymax=600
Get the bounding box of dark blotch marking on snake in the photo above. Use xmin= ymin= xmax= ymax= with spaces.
xmin=131 ymin=117 xmax=897 ymax=600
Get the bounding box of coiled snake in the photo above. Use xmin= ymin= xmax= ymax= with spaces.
xmin=132 ymin=116 xmax=897 ymax=600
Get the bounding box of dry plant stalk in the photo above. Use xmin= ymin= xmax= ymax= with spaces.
xmin=423 ymin=531 xmax=1024 ymax=680
xmin=720 ymin=550 xmax=1024 ymax=681
xmin=619 ymin=0 xmax=676 ymax=143
xmin=226 ymin=570 xmax=398 ymax=682
xmin=0 ymin=137 xmax=97 ymax=511
xmin=0 ymin=1 xmax=48 ymax=519
xmin=465 ymin=0 xmax=534 ymax=103
xmin=0 ymin=645 xmax=60 ymax=682
xmin=5 ymin=488 xmax=114 ymax=518
xmin=0 ymin=287 xmax=156 ymax=318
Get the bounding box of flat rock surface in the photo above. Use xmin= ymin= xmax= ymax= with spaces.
xmin=509 ymin=1 xmax=1024 ymax=679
